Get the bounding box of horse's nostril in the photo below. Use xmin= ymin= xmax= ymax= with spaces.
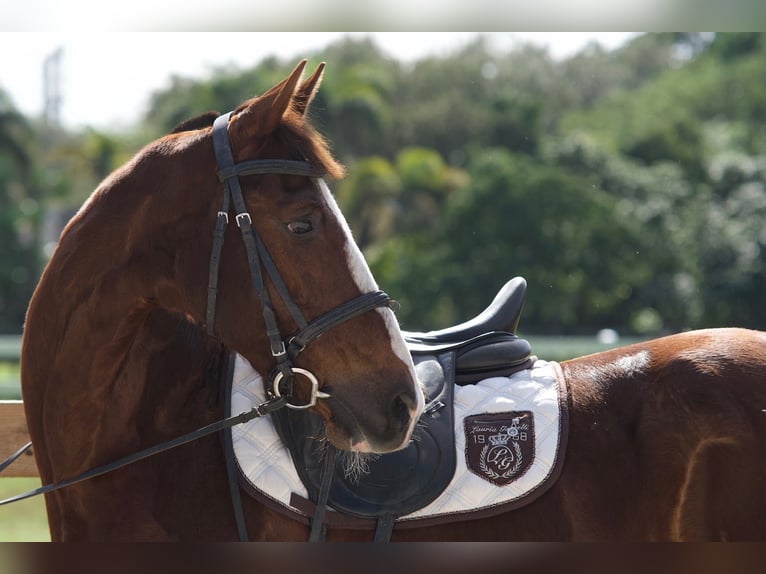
xmin=392 ymin=391 xmax=416 ymax=426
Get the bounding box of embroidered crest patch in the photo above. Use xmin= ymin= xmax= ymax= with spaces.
xmin=464 ymin=411 xmax=535 ymax=486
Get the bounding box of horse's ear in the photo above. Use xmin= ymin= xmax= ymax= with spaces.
xmin=293 ymin=62 xmax=325 ymax=117
xmin=232 ymin=59 xmax=307 ymax=139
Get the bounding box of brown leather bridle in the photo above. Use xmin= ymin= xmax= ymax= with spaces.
xmin=206 ymin=111 xmax=395 ymax=409
xmin=0 ymin=111 xmax=396 ymax=510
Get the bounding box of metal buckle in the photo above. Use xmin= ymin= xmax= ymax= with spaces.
xmin=217 ymin=211 xmax=229 ymax=223
xmin=272 ymin=368 xmax=330 ymax=410
xmin=286 ymin=336 xmax=305 ymax=355
xmin=271 ymin=340 xmax=287 ymax=358
xmin=235 ymin=212 xmax=252 ymax=228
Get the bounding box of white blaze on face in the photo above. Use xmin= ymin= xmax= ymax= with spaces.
xmin=316 ymin=179 xmax=425 ymax=437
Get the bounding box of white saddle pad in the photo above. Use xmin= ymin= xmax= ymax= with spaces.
xmin=230 ymin=355 xmax=566 ymax=523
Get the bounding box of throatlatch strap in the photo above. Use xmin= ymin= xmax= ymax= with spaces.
xmin=206 ymin=192 xmax=230 ymax=336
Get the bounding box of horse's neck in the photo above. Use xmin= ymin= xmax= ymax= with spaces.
xmin=22 ymin=189 xmax=204 ymax=471
xmin=42 ymin=229 xmax=177 ymax=378
xmin=51 ymin=168 xmax=203 ymax=348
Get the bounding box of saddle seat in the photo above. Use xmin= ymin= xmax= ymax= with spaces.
xmin=403 ymin=276 xmax=527 ymax=345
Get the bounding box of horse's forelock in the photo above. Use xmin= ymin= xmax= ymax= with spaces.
xmin=277 ymin=111 xmax=345 ymax=179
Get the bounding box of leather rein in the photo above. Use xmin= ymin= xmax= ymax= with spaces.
xmin=0 ymin=111 xmax=394 ymax=508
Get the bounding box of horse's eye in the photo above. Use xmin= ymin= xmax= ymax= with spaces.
xmin=287 ymin=220 xmax=313 ymax=235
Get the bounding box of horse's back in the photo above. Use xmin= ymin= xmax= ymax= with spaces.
xmin=559 ymin=327 xmax=766 ymax=540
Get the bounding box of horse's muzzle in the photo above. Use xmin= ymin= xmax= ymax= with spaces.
xmin=328 ymin=379 xmax=423 ymax=454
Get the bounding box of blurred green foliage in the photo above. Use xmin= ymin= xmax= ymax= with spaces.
xmin=2 ymin=33 xmax=765 ymax=336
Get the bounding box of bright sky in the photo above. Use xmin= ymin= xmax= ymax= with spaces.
xmin=0 ymin=32 xmax=638 ymax=131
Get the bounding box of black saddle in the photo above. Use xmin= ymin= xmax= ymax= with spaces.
xmin=403 ymin=276 xmax=530 ymax=383
xmin=266 ymin=277 xmax=534 ymax=540
xmin=403 ymin=276 xmax=528 ymax=345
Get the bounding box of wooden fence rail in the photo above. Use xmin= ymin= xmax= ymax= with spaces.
xmin=0 ymin=401 xmax=37 ymax=477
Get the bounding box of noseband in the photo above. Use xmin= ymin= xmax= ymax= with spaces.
xmin=206 ymin=112 xmax=393 ymax=409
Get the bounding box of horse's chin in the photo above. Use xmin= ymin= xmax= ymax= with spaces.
xmin=308 ymin=426 xmax=379 ymax=482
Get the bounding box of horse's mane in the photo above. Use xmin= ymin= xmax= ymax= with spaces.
xmin=170 ymin=112 xmax=219 ymax=134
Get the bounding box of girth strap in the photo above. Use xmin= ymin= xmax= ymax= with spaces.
xmin=373 ymin=514 xmax=396 ymax=542
xmin=308 ymin=447 xmax=338 ymax=543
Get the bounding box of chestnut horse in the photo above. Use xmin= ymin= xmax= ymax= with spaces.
xmin=20 ymin=61 xmax=424 ymax=540
xmin=20 ymin=62 xmax=766 ymax=541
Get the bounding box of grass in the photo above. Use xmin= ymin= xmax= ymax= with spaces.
xmin=0 ymin=478 xmax=50 ymax=541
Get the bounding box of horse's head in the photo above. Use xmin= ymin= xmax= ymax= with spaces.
xmin=164 ymin=61 xmax=423 ymax=453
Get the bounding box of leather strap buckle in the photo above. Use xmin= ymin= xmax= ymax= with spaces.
xmin=235 ymin=212 xmax=252 ymax=228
